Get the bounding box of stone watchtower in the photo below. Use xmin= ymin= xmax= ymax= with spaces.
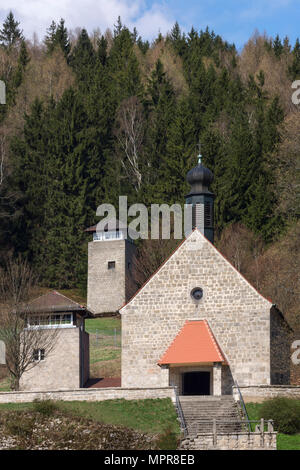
xmin=185 ymin=153 xmax=215 ymax=244
xmin=86 ymin=219 xmax=136 ymax=315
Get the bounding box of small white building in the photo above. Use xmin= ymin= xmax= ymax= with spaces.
xmin=20 ymin=291 xmax=92 ymax=391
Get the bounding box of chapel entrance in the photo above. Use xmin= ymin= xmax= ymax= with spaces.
xmin=182 ymin=371 xmax=210 ymax=395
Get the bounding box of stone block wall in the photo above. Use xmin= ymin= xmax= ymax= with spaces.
xmin=20 ymin=328 xmax=80 ymax=391
xmin=88 ymin=239 xmax=136 ymax=314
xmin=81 ymin=330 xmax=90 ymax=386
xmin=0 ymin=386 xmax=175 ymax=404
xmin=121 ymin=230 xmax=273 ymax=389
xmin=233 ymin=385 xmax=300 ymax=403
xmin=180 ymin=432 xmax=277 ymax=450
xmin=270 ymin=306 xmax=291 ymax=384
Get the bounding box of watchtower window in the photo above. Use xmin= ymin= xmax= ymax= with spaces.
xmin=108 ymin=261 xmax=116 ymax=270
xmin=33 ymin=349 xmax=45 ymax=361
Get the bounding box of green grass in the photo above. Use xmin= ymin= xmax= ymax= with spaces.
xmin=85 ymin=317 xmax=121 ymax=334
xmin=90 ymin=347 xmax=120 ymax=364
xmin=0 ymin=398 xmax=180 ymax=436
xmin=277 ymin=433 xmax=300 ymax=450
xmin=246 ymin=401 xmax=300 ymax=450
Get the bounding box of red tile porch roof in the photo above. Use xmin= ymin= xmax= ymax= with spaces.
xmin=158 ymin=320 xmax=226 ymax=366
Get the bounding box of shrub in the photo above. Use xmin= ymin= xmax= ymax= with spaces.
xmin=259 ymin=398 xmax=300 ymax=434
xmin=33 ymin=399 xmax=58 ymax=417
xmin=6 ymin=416 xmax=35 ymax=438
xmin=156 ymin=426 xmax=179 ymax=450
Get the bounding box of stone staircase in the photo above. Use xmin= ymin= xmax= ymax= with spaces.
xmin=179 ymin=395 xmax=245 ymax=436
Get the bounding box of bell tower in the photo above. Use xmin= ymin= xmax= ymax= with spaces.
xmin=185 ymin=150 xmax=215 ymax=244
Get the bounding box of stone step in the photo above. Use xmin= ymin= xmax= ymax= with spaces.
xmin=178 ymin=395 xmax=245 ymax=437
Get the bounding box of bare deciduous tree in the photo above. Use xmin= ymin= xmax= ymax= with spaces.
xmin=275 ymin=113 xmax=300 ymax=219
xmin=217 ymin=222 xmax=264 ymax=288
xmin=114 ymin=96 xmax=145 ymax=192
xmin=127 ymin=237 xmax=179 ymax=296
xmin=0 ymin=256 xmax=59 ymax=390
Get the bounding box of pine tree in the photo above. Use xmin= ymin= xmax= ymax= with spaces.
xmin=13 ymin=40 xmax=30 ymax=88
xmin=161 ymin=98 xmax=197 ymax=204
xmin=45 ymin=19 xmax=70 ymax=58
xmin=0 ymin=11 xmax=24 ymax=49
xmin=143 ymin=60 xmax=177 ymax=204
xmin=69 ymin=29 xmax=96 ymax=84
xmin=55 ymin=19 xmax=70 ymax=57
xmin=97 ymin=35 xmax=108 ymax=66
xmin=289 ymin=38 xmax=300 ymax=80
xmin=107 ymin=26 xmax=142 ymax=102
xmin=44 ymin=21 xmax=57 ymax=54
xmin=273 ymin=34 xmax=283 ymax=58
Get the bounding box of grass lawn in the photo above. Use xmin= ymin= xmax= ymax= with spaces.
xmin=0 ymin=398 xmax=180 ymax=436
xmin=90 ymin=347 xmax=120 ymax=364
xmin=246 ymin=402 xmax=300 ymax=451
xmin=85 ymin=317 xmax=121 ymax=334
xmin=85 ymin=316 xmax=121 ymax=377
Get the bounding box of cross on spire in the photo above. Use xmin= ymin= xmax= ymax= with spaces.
xmin=197 ymin=141 xmax=202 ymax=164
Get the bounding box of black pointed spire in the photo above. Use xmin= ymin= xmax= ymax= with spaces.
xmin=185 ymin=146 xmax=215 ymax=243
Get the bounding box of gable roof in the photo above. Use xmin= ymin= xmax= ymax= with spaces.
xmin=158 ymin=320 xmax=226 ymax=365
xmin=120 ymin=228 xmax=273 ymax=311
xmin=23 ymin=291 xmax=92 ymax=315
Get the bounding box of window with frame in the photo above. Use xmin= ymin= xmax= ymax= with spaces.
xmin=33 ymin=349 xmax=45 ymax=361
xmin=108 ymin=261 xmax=116 ymax=269
xmin=27 ymin=313 xmax=73 ymax=329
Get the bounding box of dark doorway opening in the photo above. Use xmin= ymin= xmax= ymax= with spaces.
xmin=182 ymin=371 xmax=210 ymax=395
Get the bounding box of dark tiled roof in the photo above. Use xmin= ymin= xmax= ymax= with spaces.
xmin=25 ymin=291 xmax=92 ymax=315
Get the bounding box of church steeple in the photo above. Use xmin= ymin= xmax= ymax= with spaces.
xmin=185 ymin=148 xmax=215 ymax=243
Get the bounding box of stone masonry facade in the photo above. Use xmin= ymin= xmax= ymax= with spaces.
xmin=180 ymin=431 xmax=277 ymax=450
xmin=233 ymin=385 xmax=300 ymax=402
xmin=87 ymin=239 xmax=136 ymax=314
xmin=20 ymin=328 xmax=81 ymax=391
xmin=121 ymin=229 xmax=277 ymax=391
xmin=0 ymin=386 xmax=175 ymax=404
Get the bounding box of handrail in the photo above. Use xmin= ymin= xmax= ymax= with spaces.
xmin=193 ymin=419 xmax=274 ymax=434
xmin=171 ymin=384 xmax=188 ymax=437
xmin=234 ymin=380 xmax=251 ymax=432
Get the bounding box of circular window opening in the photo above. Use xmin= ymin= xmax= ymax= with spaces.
xmin=191 ymin=287 xmax=203 ymax=302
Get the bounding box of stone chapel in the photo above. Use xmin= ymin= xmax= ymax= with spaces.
xmin=117 ymin=157 xmax=290 ymax=395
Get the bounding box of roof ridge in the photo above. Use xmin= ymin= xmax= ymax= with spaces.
xmin=203 ymin=320 xmax=224 ymax=362
xmin=158 ymin=320 xmax=189 ymax=364
xmin=121 ymin=228 xmax=272 ymax=312
xmin=120 ymin=229 xmax=198 ymax=311
xmin=158 ymin=318 xmax=225 ymax=365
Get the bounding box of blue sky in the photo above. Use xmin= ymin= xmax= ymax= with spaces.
xmin=0 ymin=0 xmax=299 ymax=49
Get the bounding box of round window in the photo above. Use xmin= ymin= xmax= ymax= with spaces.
xmin=191 ymin=287 xmax=203 ymax=302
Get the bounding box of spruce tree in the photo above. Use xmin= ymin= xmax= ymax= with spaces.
xmin=0 ymin=11 xmax=23 ymax=49
xmin=69 ymin=29 xmax=96 ymax=85
xmin=289 ymin=38 xmax=300 ymax=80
xmin=45 ymin=19 xmax=70 ymax=58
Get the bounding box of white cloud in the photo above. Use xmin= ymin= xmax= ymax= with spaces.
xmin=0 ymin=0 xmax=175 ymax=41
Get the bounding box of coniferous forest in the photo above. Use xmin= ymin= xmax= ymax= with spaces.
xmin=0 ymin=13 xmax=299 ymax=332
